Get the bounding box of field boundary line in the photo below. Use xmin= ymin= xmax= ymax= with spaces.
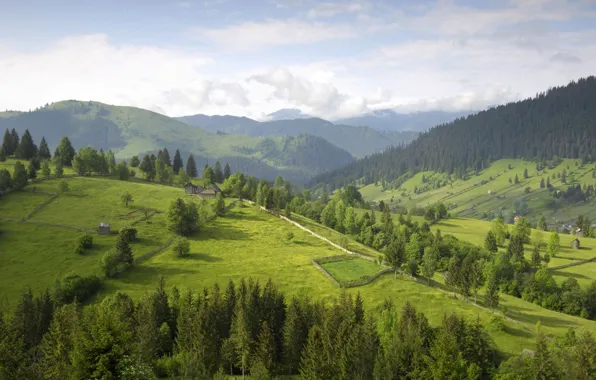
xmin=21 ymin=193 xmax=58 ymax=222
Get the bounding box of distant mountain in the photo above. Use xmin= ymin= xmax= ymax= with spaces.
xmin=335 ymin=109 xmax=473 ymax=132
xmin=176 ymin=114 xmax=418 ymax=157
xmin=0 ymin=100 xmax=354 ymax=183
xmin=266 ymin=108 xmax=312 ymax=120
xmin=309 ymin=76 xmax=596 ymax=190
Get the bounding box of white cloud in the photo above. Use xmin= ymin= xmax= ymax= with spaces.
xmin=189 ymin=19 xmax=356 ymax=51
xmin=307 ymin=2 xmax=364 ymax=18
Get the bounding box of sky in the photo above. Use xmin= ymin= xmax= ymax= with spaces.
xmin=0 ymin=0 xmax=595 ymax=120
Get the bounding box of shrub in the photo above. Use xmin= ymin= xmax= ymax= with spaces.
xmin=73 ymin=243 xmax=85 ymax=255
xmin=119 ymin=226 xmax=138 ymax=243
xmin=101 ymin=249 xmax=121 ymax=278
xmin=172 ymin=237 xmax=190 ymax=257
xmin=285 ymin=231 xmax=294 ymax=241
xmin=490 ymin=315 xmax=505 ymax=332
xmin=58 ymin=179 xmax=69 ymax=193
xmin=54 ymin=274 xmax=101 ymax=306
xmin=78 ymin=233 xmax=93 ymax=249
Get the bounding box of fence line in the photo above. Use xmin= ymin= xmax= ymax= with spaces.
xmin=311 ymin=259 xmax=341 ymax=287
xmin=22 ymin=194 xmax=58 ymax=221
xmin=548 ymin=256 xmax=596 ymax=271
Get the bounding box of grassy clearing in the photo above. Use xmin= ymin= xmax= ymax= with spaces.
xmin=290 ymin=213 xmax=381 ymax=259
xmin=320 ymin=257 xmax=384 ymax=284
xmin=0 ymin=191 xmax=54 ymax=219
xmin=0 ymin=158 xmax=76 ymax=176
xmin=360 ymin=158 xmax=596 ymax=225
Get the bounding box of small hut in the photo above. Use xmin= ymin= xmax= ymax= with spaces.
xmin=572 ymin=238 xmax=581 ymax=250
xmin=98 ymin=222 xmax=111 ymax=235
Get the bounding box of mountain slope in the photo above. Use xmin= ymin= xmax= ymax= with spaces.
xmin=310 ymin=76 xmax=596 ymax=190
xmin=0 ymin=100 xmax=354 ymax=183
xmin=335 ymin=109 xmax=473 ymax=132
xmin=176 ymin=114 xmax=417 ymax=157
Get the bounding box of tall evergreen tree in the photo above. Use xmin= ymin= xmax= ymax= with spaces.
xmin=186 ymin=155 xmax=198 ymax=178
xmin=38 ymin=137 xmax=51 ymax=159
xmin=10 ymin=128 xmax=20 ymax=154
xmin=0 ymin=146 xmax=5 ymax=162
xmin=16 ymin=129 xmax=37 ymax=159
xmin=484 ymin=231 xmax=498 ymax=253
xmin=172 ymin=149 xmax=183 ymax=173
xmin=224 ymin=162 xmax=231 ymax=180
xmin=203 ymin=165 xmax=214 ymax=184
xmin=532 ymin=327 xmax=557 ymax=379
xmin=161 ymin=148 xmax=171 ymax=167
xmin=115 ymin=232 xmax=134 ymax=264
xmin=12 ymin=161 xmax=28 ymax=189
xmin=484 ymin=276 xmax=499 ymax=312
xmin=214 ymin=161 xmax=223 ymax=183
xmin=230 ymin=305 xmax=252 ymax=378
xmin=1 ymin=129 xmax=13 ymax=155
xmin=54 ymin=136 xmax=76 ymax=166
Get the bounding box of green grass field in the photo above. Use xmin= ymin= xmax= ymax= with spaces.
xmin=360 ymin=158 xmax=596 ymax=226
xmin=320 ymin=257 xmax=384 ymax=284
xmin=5 ymin=176 xmax=596 ymax=358
xmin=0 ymin=157 xmax=76 ymax=176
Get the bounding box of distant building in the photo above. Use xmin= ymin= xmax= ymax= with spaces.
xmin=572 ymin=238 xmax=581 ymax=250
xmin=98 ymin=222 xmax=110 ymax=235
xmin=184 ymin=183 xmax=221 ymax=199
xmin=576 ymin=228 xmax=584 ymax=238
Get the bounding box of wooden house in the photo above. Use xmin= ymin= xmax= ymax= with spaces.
xmin=572 ymin=238 xmax=581 ymax=250
xmin=98 ymin=222 xmax=111 ymax=235
xmin=184 ymin=183 xmax=221 ymax=199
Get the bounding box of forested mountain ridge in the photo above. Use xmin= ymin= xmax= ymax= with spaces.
xmin=335 ymin=109 xmax=472 ymax=132
xmin=310 ymin=76 xmax=596 ymax=190
xmin=177 ymin=114 xmax=418 ymax=157
xmin=0 ymin=100 xmax=355 ymax=183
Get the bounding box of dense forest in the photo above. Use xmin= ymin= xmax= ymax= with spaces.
xmin=3 ymin=277 xmax=596 ymax=379
xmin=309 ymin=76 xmax=596 ymax=190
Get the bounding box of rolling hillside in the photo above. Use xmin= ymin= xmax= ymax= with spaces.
xmin=335 ymin=109 xmax=472 ymax=132
xmin=0 ymin=100 xmax=354 ymax=183
xmin=177 ymin=114 xmax=418 ymax=157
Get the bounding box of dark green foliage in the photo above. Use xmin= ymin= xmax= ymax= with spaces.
xmin=171 ymin=237 xmax=190 ymax=257
xmin=101 ymin=249 xmax=121 ymax=278
xmin=214 ymin=161 xmax=223 ymax=183
xmin=167 ymin=197 xmax=199 ymax=236
xmin=116 ymin=233 xmax=134 ymax=265
xmin=213 ymin=192 xmax=226 ymax=215
xmin=15 ymin=129 xmax=37 ymax=159
xmin=0 ymin=146 xmax=6 ymax=162
xmin=12 ymin=161 xmax=28 ymax=189
xmin=54 ymin=274 xmax=101 ymax=306
xmin=2 ymin=128 xmax=17 ymax=156
xmin=139 ymin=154 xmax=156 ymax=181
xmin=130 ymin=155 xmax=140 ymax=167
xmin=0 ymin=169 xmax=12 ymax=191
xmin=161 ymin=147 xmax=171 ymax=167
xmin=484 ymin=231 xmax=498 ymax=253
xmin=38 ymin=137 xmax=51 ymax=159
xmin=119 ymin=226 xmax=138 ymax=243
xmin=203 ymin=165 xmax=214 ymax=183
xmin=54 ymin=136 xmax=76 ymax=166
xmin=172 ymin=149 xmax=183 ymax=173
xmin=116 ymin=161 xmax=130 ymax=180
xmin=186 ymin=154 xmax=197 ymax=178
xmin=224 ymin=162 xmax=231 ymax=179
xmin=27 ymin=160 xmax=37 ymax=179
xmin=310 ymin=76 xmax=596 ymax=189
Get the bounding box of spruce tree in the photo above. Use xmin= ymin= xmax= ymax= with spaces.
xmin=186 ymin=154 xmax=198 ymax=178
xmin=224 ymin=162 xmax=231 ymax=179
xmin=531 ymin=245 xmax=542 ymax=268
xmin=484 ymin=276 xmax=499 ymax=311
xmin=230 ymin=305 xmax=252 ymax=378
xmin=203 ymin=165 xmax=214 ymax=184
xmin=40 ymin=161 xmax=51 ymax=178
xmin=10 ymin=128 xmax=20 ymax=155
xmin=16 ymin=129 xmax=37 ymax=159
xmin=514 ymin=174 xmax=519 ymax=184
xmin=38 ymin=137 xmax=51 ymax=159
xmin=214 ymin=161 xmax=223 ymax=183
xmin=0 ymin=168 xmax=12 ymax=191
xmin=172 ymin=149 xmax=183 ymax=173
xmin=2 ymin=128 xmax=13 ymax=155
xmin=12 ymin=161 xmax=28 ymax=189
xmin=54 ymin=136 xmax=76 ymax=166
xmin=532 ymin=326 xmax=557 ymax=379
xmin=115 ymin=233 xmax=134 ymax=265
xmin=0 ymin=146 xmax=5 ymax=162
xmin=299 ymin=325 xmax=327 ymax=379
xmin=484 ymin=231 xmax=498 ymax=253
xmin=250 ymin=321 xmax=276 ymax=378
xmin=524 ymin=168 xmax=529 ymax=179
xmin=161 ymin=148 xmax=171 ymax=167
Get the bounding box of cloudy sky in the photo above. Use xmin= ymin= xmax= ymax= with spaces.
xmin=0 ymin=0 xmax=595 ymax=120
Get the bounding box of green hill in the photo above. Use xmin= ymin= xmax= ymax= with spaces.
xmin=0 ymin=100 xmax=354 ymax=183
xmin=177 ymin=114 xmax=418 ymax=157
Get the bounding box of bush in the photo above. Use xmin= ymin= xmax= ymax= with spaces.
xmin=490 ymin=315 xmax=505 ymax=332
xmin=78 ymin=234 xmax=93 ymax=249
xmin=73 ymin=243 xmax=85 ymax=255
xmin=119 ymin=226 xmax=138 ymax=243
xmin=101 ymin=249 xmax=121 ymax=278
xmin=285 ymin=231 xmax=294 ymax=241
xmin=58 ymin=179 xmax=69 ymax=193
xmin=171 ymin=237 xmax=190 ymax=257
xmin=54 ymin=274 xmax=101 ymax=306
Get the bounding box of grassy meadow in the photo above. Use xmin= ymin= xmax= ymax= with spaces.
xmin=360 ymin=158 xmax=596 ymax=226
xmin=320 ymin=257 xmax=384 ymax=283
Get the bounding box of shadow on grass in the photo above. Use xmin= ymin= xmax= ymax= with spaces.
xmin=435 ymin=222 xmax=459 ymax=228
xmin=185 ymin=252 xmax=223 ymax=262
xmin=224 ymin=210 xmax=266 ymax=222
xmin=111 ymin=265 xmax=197 ymax=285
xmin=506 ymin=304 xmax=580 ymax=328
xmin=550 ymin=270 xmax=591 ymax=280
xmin=292 ymin=241 xmax=311 ymax=246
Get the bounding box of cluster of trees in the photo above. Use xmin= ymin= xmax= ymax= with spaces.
xmin=480 ymin=217 xmax=596 ymax=320
xmin=310 ymin=76 xmax=596 ymax=191
xmin=101 ymin=226 xmax=137 ymax=278
xmin=133 ymin=148 xmax=232 ymax=186
xmin=3 ymin=278 xmax=596 ymax=379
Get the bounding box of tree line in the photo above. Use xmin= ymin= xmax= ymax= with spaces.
xmin=309 ymin=76 xmax=596 ymax=191
xmin=4 ymin=277 xmax=596 ymax=379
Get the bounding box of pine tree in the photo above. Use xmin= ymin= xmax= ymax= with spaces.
xmin=12 ymin=161 xmax=28 ymax=189
xmin=230 ymin=306 xmax=252 ymax=378
xmin=283 ymin=298 xmax=305 ymax=375
xmin=213 ymin=192 xmax=225 ymax=215
xmin=106 ymin=149 xmax=116 ymax=174
xmin=538 ymin=215 xmax=548 ymax=231
xmin=531 ymin=245 xmax=542 ymax=268
xmin=172 ymin=149 xmax=183 ymax=173
xmin=484 ymin=276 xmax=499 ymax=312
xmin=203 ymin=165 xmax=214 ymax=184
xmin=41 ymin=161 xmax=51 ymax=178
xmin=139 ymin=154 xmax=156 ymax=181
xmin=524 ymin=168 xmax=529 ymax=179
xmin=484 ymin=231 xmax=498 ymax=253
xmin=224 ymin=162 xmax=231 ymax=179
xmin=16 ymin=129 xmax=37 ymax=159
xmin=540 ymin=177 xmax=545 ymax=188
xmin=0 ymin=168 xmax=12 ymax=190
xmin=250 ymin=321 xmax=276 ymax=378
xmin=214 ymin=161 xmax=223 ymax=183
xmin=54 ymin=136 xmax=75 ymax=166
xmin=2 ymin=128 xmax=13 ymax=155
xmin=115 ymin=233 xmax=134 ymax=265
xmin=532 ymin=326 xmax=557 ymax=379
xmin=547 ymin=231 xmax=560 ymax=258
xmin=38 ymin=137 xmax=51 ymax=159
xmin=27 ymin=160 xmax=37 ymax=179
xmin=186 ymin=155 xmax=198 ymax=178
xmin=161 ymin=148 xmax=171 ymax=167
xmin=514 ymin=174 xmax=519 ymax=184
xmin=299 ymin=325 xmax=327 ymax=379
xmin=421 ymin=245 xmax=439 ymax=284
xmin=0 ymin=146 xmax=6 ymax=162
